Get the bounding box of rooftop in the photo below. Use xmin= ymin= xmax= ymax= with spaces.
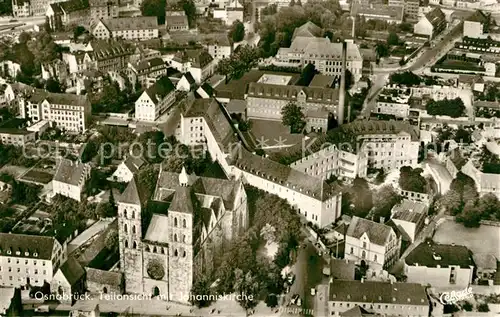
xmin=0 ymin=233 xmax=56 ymax=261
xmin=329 ymin=280 xmax=428 ymax=305
xmin=292 ymin=21 xmax=323 ymax=40
xmin=144 ymin=76 xmax=175 ymax=104
xmin=257 ymin=74 xmax=293 ymax=86
xmin=53 ymin=159 xmax=88 ymax=186
xmin=346 ymin=216 xmax=394 ymax=246
xmin=172 ymin=49 xmax=213 ymax=69
xmin=351 ymin=3 xmax=404 ymax=22
xmin=405 ymin=241 xmax=474 ymax=268
xmin=425 ymin=7 xmax=446 ymax=28
xmin=309 ymin=74 xmax=336 ymax=88
xmin=391 ymin=199 xmax=427 ymax=223
xmin=101 ymin=16 xmax=157 ymax=31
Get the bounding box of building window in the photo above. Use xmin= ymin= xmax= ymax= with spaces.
xmin=363 ymin=242 xmax=367 ymax=249
xmin=174 ymin=217 xmax=178 ymax=227
xmin=350 ymin=247 xmax=354 ymax=254
xmin=182 ymin=219 xmax=186 ymax=228
xmin=361 ymin=250 xmax=366 ymax=259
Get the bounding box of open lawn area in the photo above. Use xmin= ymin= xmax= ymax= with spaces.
xmin=20 ymin=169 xmax=54 ymax=184
xmin=247 ymin=119 xmax=304 ymax=150
xmin=433 ymin=219 xmax=500 ymax=259
xmin=0 ymin=164 xmax=29 ymax=178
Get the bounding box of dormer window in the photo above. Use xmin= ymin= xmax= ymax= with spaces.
xmin=16 ymin=251 xmax=20 ymax=255
xmin=33 ymin=252 xmax=38 ymax=257
xmin=7 ymin=249 xmax=11 ymax=255
xmin=24 ymin=252 xmax=29 ymax=256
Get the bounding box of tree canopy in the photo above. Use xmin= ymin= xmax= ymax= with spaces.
xmin=281 ymin=102 xmax=306 ymax=134
xmin=141 ymin=0 xmax=166 ymax=24
xmin=399 ymin=166 xmax=427 ymax=193
xmin=390 ymin=71 xmax=421 ymax=86
xmin=229 ymin=20 xmax=245 ymax=43
xmin=426 ymin=98 xmax=465 ymax=118
xmin=216 ymin=45 xmax=260 ymax=79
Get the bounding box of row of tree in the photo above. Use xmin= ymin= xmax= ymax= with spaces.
xmin=426 ymin=98 xmax=466 ymax=118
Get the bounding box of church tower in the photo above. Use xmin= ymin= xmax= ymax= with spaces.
xmin=118 ymin=178 xmax=144 ymax=293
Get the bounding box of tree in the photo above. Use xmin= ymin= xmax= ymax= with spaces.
xmin=179 ymin=0 xmax=196 ymax=28
xmin=399 ymin=166 xmax=427 ymax=193
xmin=216 ymin=45 xmax=260 ymax=79
xmin=478 ymin=303 xmax=490 ymax=312
xmin=296 ymin=63 xmax=318 ymax=86
xmin=233 ymin=269 xmax=259 ymax=311
xmin=375 ymin=42 xmax=389 ymax=59
xmin=390 ymin=71 xmax=421 ymax=86
xmin=462 ymin=302 xmax=473 ymax=312
xmin=73 ymin=26 xmax=86 ymax=40
xmin=437 ymin=190 xmax=461 ymax=214
xmin=456 ymin=201 xmax=481 ymax=227
xmin=387 ymin=32 xmax=399 ymax=46
xmin=45 ymin=78 xmax=63 ymax=93
xmin=372 ymin=185 xmax=403 ymax=222
xmin=190 ymin=277 xmax=215 ymax=308
xmin=281 ymin=102 xmax=306 ymax=134
xmin=426 ymin=98 xmax=465 ymax=118
xmin=98 ymin=202 xmax=117 ymax=218
xmin=105 ymin=229 xmax=118 ymax=250
xmin=229 ymin=20 xmax=245 ymax=43
xmin=141 ymin=0 xmax=166 ymax=24
xmin=454 ymin=128 xmax=471 ymax=144
xmin=19 ymin=32 xmax=31 ymax=44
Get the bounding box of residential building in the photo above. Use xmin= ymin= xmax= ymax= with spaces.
xmin=246 ymin=74 xmax=340 ymax=132
xmin=0 ymin=233 xmax=66 ymax=288
xmin=176 ymin=73 xmax=196 ymax=92
xmin=345 ymin=216 xmax=401 ymax=271
xmin=52 ymin=158 xmax=91 ymax=201
xmin=117 ymin=168 xmax=248 ymax=302
xmin=89 ymin=0 xmax=118 ymax=22
xmin=414 ymin=7 xmax=446 ymax=39
xmin=50 ymin=257 xmax=85 ymax=305
xmin=275 ymin=22 xmax=363 ymax=81
xmin=0 ymin=60 xmax=21 ymax=78
xmin=70 ymin=303 xmax=100 ymax=317
xmin=170 ymin=49 xmax=215 ymax=84
xmin=87 ymin=39 xmax=134 ymax=72
xmin=290 ymin=120 xmax=420 ymax=181
xmin=213 ymin=0 xmax=244 ymax=25
xmin=126 ymin=57 xmax=167 ymax=89
xmin=165 ymin=11 xmax=189 ymax=32
xmin=461 ymin=160 xmax=500 ymax=199
xmin=405 ymin=242 xmax=475 ymax=288
xmin=388 ymin=0 xmax=419 ymax=20
xmin=46 ymin=0 xmax=90 ymax=31
xmin=375 ymin=87 xmax=411 ymax=119
xmin=62 ymin=51 xmax=92 ymax=74
xmin=134 ymin=76 xmax=175 ymax=122
xmin=351 ymin=4 xmax=404 ymax=24
xmin=327 ymin=280 xmax=429 ymax=317
xmin=390 ymin=199 xmax=427 ymax=242
xmin=458 ymin=74 xmax=485 ymax=92
xmin=0 ymin=128 xmax=36 ymax=146
xmin=12 ymin=0 xmax=31 ymax=17
xmin=206 ymin=35 xmax=232 ymax=60
xmin=92 ymin=17 xmax=159 ymax=41
xmin=19 ymin=89 xmax=91 ymax=132
xmin=31 ymin=0 xmax=66 ymax=16
xmin=472 ymin=253 xmax=497 ymax=281
xmin=129 ymin=46 xmax=161 ymax=65
xmin=41 ymin=59 xmax=68 ymax=81
xmin=463 ymin=10 xmax=491 ymax=38
xmin=109 ymin=156 xmax=145 ymax=183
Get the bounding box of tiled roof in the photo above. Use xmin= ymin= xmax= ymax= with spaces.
xmin=133 ymin=57 xmax=166 ymax=73
xmin=309 ymin=75 xmax=336 ymax=88
xmin=58 ymin=257 xmax=85 ymax=286
xmin=119 ymin=177 xmax=141 ymax=205
xmin=391 ymin=199 xmax=427 ymax=223
xmin=183 ymin=72 xmax=196 ymax=85
xmin=247 ymin=82 xmax=339 ymax=105
xmin=346 ymin=216 xmax=393 ymax=246
xmin=351 ymin=4 xmax=403 ymax=22
xmin=340 ymin=306 xmax=372 ymax=317
xmin=53 ymin=159 xmax=88 ymax=186
xmin=165 ymin=14 xmax=188 ymax=27
xmin=144 ymin=214 xmax=170 ymax=243
xmin=86 ymin=267 xmax=122 ymax=286
xmin=0 ymin=233 xmax=55 ymax=260
xmin=90 ymin=39 xmax=133 ymax=61
xmin=183 ymin=98 xmax=238 ymax=148
xmin=329 ymin=280 xmax=428 ymax=305
xmin=292 ymin=21 xmax=322 ymax=40
xmin=145 ymin=76 xmax=175 ymax=104
xmin=24 ymin=89 xmax=90 ymax=109
xmin=330 ymin=259 xmax=356 ymax=280
xmin=405 ymin=241 xmax=474 ymax=268
xmin=472 ymin=253 xmax=497 ymax=270
xmin=123 ymin=156 xmax=144 ymax=174
xmin=425 ymin=7 xmax=446 ymax=28
xmin=172 ymin=49 xmax=213 ymax=69
xmin=474 ymin=100 xmax=499 ymax=109
xmin=101 ymin=16 xmax=158 ymax=31
xmin=234 ymin=148 xmax=340 ymax=201
xmin=466 ymin=10 xmax=490 ymax=23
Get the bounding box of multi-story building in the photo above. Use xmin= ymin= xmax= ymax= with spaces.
xmin=390 ymin=199 xmax=427 ymax=243
xmin=31 ymin=0 xmax=65 ymax=16
xmin=46 ymin=0 xmax=90 ymax=31
xmin=461 ymin=160 xmax=500 ymax=199
xmin=117 ymin=167 xmax=248 ymax=302
xmin=0 ymin=233 xmax=66 ymax=288
xmin=351 ymin=3 xmax=404 ymax=24
xmin=275 ymin=22 xmax=363 ymax=81
xmin=205 ymin=35 xmax=232 ymax=60
xmin=165 ymin=11 xmax=189 ymax=32
xmin=0 ymin=124 xmax=36 ymax=146
xmin=110 ymin=157 xmax=144 ymax=183
xmin=213 ymin=0 xmax=244 ymax=25
xmin=345 ymin=216 xmax=401 ymax=271
xmin=52 ymin=158 xmax=91 ymax=202
xmin=463 ymin=10 xmax=491 ymax=39
xmin=405 ymin=242 xmax=475 ymax=289
xmin=87 ymin=39 xmax=134 ymax=72
xmin=126 ymin=57 xmax=167 ymax=89
xmin=414 ymin=7 xmax=446 ymax=39
xmin=289 ymin=120 xmax=420 ymax=182
xmin=12 ymin=0 xmax=31 ymax=17
xmin=246 ymin=75 xmax=340 ymax=132
xmin=89 ymin=0 xmax=118 ymax=22
xmin=134 ymin=76 xmax=175 ymax=122
xmin=129 ymin=46 xmax=161 ymax=65
xmin=388 ymin=0 xmax=419 ymax=20
xmin=327 ymin=280 xmax=429 ymax=317
xmin=0 ymin=60 xmax=21 ymax=78
xmin=92 ymin=17 xmax=159 ymax=41
xmin=375 ymin=87 xmax=411 ymax=119
xmin=170 ymin=49 xmax=215 ymax=84
xmin=19 ymin=89 xmax=91 ymax=132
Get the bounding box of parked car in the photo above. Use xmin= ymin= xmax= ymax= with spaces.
xmin=34 ymin=305 xmax=49 ymax=313
xmin=311 ymin=288 xmax=316 ymax=296
xmin=287 ymin=273 xmax=295 ymax=285
xmin=291 ymin=294 xmax=299 ymax=305
xmin=296 ymin=297 xmax=302 ymax=306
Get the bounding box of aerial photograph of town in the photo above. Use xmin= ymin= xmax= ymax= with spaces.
xmin=0 ymin=0 xmax=499 ymax=315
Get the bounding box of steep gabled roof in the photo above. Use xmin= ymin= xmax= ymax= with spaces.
xmin=144 ymin=76 xmax=175 ymax=105
xmin=172 ymin=49 xmax=214 ymax=69
xmin=425 ymin=7 xmax=446 ymax=28
xmin=58 ymin=257 xmax=85 ymax=286
xmin=346 ymin=216 xmax=393 ymax=246
xmin=53 ymin=159 xmax=88 ymax=186
xmin=466 ymin=10 xmax=490 ymax=24
xmin=292 ymin=21 xmax=322 ymax=40
xmin=119 ymin=177 xmax=141 ymax=205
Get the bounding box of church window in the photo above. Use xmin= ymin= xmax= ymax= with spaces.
xmin=182 ymin=235 xmax=186 ymax=243
xmin=174 ymin=249 xmax=178 ymax=257
xmin=174 ymin=217 xmax=178 ymax=227
xmin=124 ymin=209 xmax=127 ymax=218
xmin=132 ymin=210 xmax=135 ymax=219
xmin=182 ymin=250 xmax=186 ymax=257
xmin=132 ymin=225 xmax=136 ymax=234
xmin=153 ymin=246 xmax=157 ymax=253
xmin=161 ymin=248 xmax=165 ymax=254
xmin=146 ymin=246 xmax=150 ymax=252
xmin=174 ymin=234 xmax=178 ymax=242
xmin=182 ymin=219 xmax=186 ymax=228
xmin=133 ymin=241 xmax=137 ymax=249
xmin=125 ymin=240 xmax=129 ymax=248
xmin=124 ymin=223 xmax=128 ymax=232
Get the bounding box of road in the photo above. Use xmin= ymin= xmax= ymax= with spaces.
xmin=281 ymin=238 xmax=326 ymax=317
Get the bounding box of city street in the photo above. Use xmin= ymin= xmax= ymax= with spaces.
xmin=281 ymin=238 xmax=327 ymax=316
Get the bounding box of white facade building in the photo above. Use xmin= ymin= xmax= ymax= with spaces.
xmin=170 ymin=49 xmax=215 ymax=85
xmin=52 ymin=159 xmax=91 ymax=202
xmin=0 ymin=233 xmax=66 ymax=288
xmin=134 ymin=76 xmax=175 ymax=122
xmin=110 ymin=157 xmax=145 ymax=183
xmin=92 ymin=17 xmax=159 ymax=41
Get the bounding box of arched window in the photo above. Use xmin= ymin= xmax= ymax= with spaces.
xmin=174 ymin=249 xmax=178 ymax=257
xmin=124 ymin=209 xmax=128 ymax=218
xmin=174 ymin=234 xmax=178 ymax=242
xmin=161 ymin=248 xmax=165 ymax=254
xmin=361 ymin=250 xmax=366 ymax=259
xmin=124 ymin=223 xmax=128 ymax=232
xmin=174 ymin=217 xmax=178 ymax=227
xmin=182 ymin=250 xmax=186 ymax=257
xmin=132 ymin=225 xmax=136 ymax=234
xmin=374 ymin=254 xmax=378 ymax=263
xmin=146 ymin=246 xmax=150 ymax=252
xmin=182 ymin=235 xmax=186 ymax=243
xmin=133 ymin=241 xmax=137 ymax=249
xmin=132 ymin=210 xmax=135 ymax=219
xmin=182 ymin=219 xmax=187 ymax=228
xmin=125 ymin=240 xmax=129 ymax=248
xmin=153 ymin=246 xmax=157 ymax=253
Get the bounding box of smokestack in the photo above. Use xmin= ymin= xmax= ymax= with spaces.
xmin=337 ymin=41 xmax=347 ymax=125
